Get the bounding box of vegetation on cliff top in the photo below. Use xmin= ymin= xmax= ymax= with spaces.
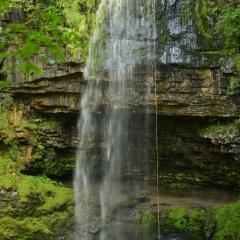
xmin=0 ymin=0 xmax=100 ymax=79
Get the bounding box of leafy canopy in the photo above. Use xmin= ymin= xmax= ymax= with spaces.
xmin=0 ymin=0 xmax=100 ymax=78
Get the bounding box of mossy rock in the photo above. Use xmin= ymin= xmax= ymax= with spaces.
xmin=161 ymin=202 xmax=240 ymax=240
xmin=161 ymin=206 xmax=213 ymax=240
xmin=164 ymin=206 xmax=206 ymax=232
xmin=0 ymin=102 xmax=74 ymax=178
xmin=0 ymin=174 xmax=74 ymax=240
xmin=43 ymin=150 xmax=75 ymax=178
xmin=139 ymin=211 xmax=158 ymax=236
xmin=0 ymin=216 xmax=52 ymax=240
xmin=213 ymin=201 xmax=240 ymax=240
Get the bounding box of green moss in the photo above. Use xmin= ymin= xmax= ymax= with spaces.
xmin=139 ymin=212 xmax=158 ymax=236
xmin=0 ymin=173 xmax=73 ymax=239
xmin=0 ymin=80 xmax=12 ymax=89
xmin=0 ymin=107 xmax=73 ymax=238
xmin=0 ymin=216 xmax=52 ymax=240
xmin=20 ymin=115 xmax=60 ymax=133
xmin=0 ymin=173 xmax=73 ymax=212
xmin=0 ymin=157 xmax=15 ymax=175
xmin=164 ymin=206 xmax=206 ymax=234
xmin=17 ymin=175 xmax=73 ymax=209
xmin=214 ymin=201 xmax=240 ymax=240
xmin=0 ymin=102 xmax=73 ymax=178
xmin=44 ymin=151 xmax=75 ymax=178
xmin=0 ymin=205 xmax=74 ymax=239
xmin=227 ymin=74 xmax=240 ymax=96
xmin=0 ymin=175 xmax=17 ymax=190
xmin=162 ymin=202 xmax=240 ymax=240
xmin=0 ymin=104 xmax=15 ymax=142
xmin=181 ymin=0 xmax=212 ymax=39
xmin=137 ymin=202 xmax=240 ymax=240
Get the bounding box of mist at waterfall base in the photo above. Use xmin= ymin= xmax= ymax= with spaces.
xmin=74 ymin=1 xmax=184 ymax=240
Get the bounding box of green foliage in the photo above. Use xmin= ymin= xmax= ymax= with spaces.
xmin=182 ymin=1 xmax=240 ymax=93
xmin=0 ymin=216 xmax=52 ymax=240
xmin=21 ymin=115 xmax=60 ymax=133
xmin=215 ymin=2 xmax=240 ymax=93
xmin=214 ymin=201 xmax=240 ymax=240
xmin=0 ymin=102 xmax=69 ymax=178
xmin=0 ymin=103 xmax=15 ymax=142
xmin=182 ymin=0 xmax=212 ymax=38
xmin=216 ymin=3 xmax=240 ymax=54
xmin=58 ymin=0 xmax=101 ymax=59
xmin=0 ymin=80 xmax=12 ymax=89
xmin=200 ymin=119 xmax=240 ymax=139
xmin=0 ymin=0 xmax=100 ymax=79
xmin=0 ymin=159 xmax=73 ymax=239
xmin=17 ymin=175 xmax=73 ymax=211
xmin=0 ymin=175 xmax=16 ymax=190
xmin=18 ymin=62 xmax=43 ymax=77
xmin=139 ymin=211 xmax=158 ymax=234
xmin=165 ymin=206 xmax=206 ymax=233
xmin=0 ymin=0 xmax=20 ymax=15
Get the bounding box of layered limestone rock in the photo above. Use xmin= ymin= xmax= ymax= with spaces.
xmin=8 ymin=65 xmax=238 ymax=117
xmin=9 ymin=72 xmax=83 ymax=113
xmin=154 ymin=66 xmax=239 ymax=117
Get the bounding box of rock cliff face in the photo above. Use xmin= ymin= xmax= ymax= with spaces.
xmin=2 ymin=0 xmax=240 ymax=189
xmin=154 ymin=66 xmax=239 ymax=117
xmin=9 ymin=71 xmax=83 ymax=113
xmin=8 ymin=64 xmax=239 ymax=117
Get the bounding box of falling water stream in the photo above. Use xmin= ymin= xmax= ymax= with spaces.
xmin=73 ymin=1 xmax=240 ymax=240
xmin=74 ymin=0 xmax=157 ymax=239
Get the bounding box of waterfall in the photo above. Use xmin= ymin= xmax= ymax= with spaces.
xmin=74 ymin=0 xmax=157 ymax=239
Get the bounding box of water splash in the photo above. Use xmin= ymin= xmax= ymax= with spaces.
xmin=74 ymin=0 xmax=157 ymax=239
